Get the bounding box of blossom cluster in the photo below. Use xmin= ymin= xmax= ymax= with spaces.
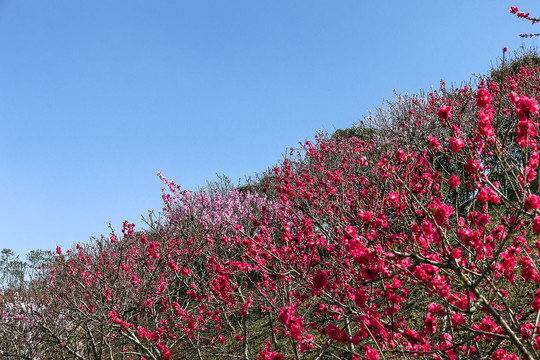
xmin=510 ymin=6 xmax=540 ymax=37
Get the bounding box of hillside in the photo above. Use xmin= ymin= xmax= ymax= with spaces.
xmin=2 ymin=52 xmax=540 ymax=360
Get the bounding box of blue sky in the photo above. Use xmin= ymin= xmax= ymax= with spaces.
xmin=1 ymin=1 xmax=539 ymax=258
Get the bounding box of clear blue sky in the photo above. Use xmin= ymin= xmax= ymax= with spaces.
xmin=1 ymin=1 xmax=538 ymax=258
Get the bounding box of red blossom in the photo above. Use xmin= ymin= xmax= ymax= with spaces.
xmin=324 ymin=324 xmax=349 ymax=344
xmin=428 ymin=135 xmax=442 ymax=151
xmin=312 ymin=270 xmax=329 ymax=293
xmin=167 ymin=260 xmax=178 ymax=271
xmin=437 ymin=105 xmax=452 ymax=120
xmin=448 ymin=175 xmax=460 ymax=189
xmin=512 ymin=93 xmax=540 ymax=120
xmin=365 ymin=347 xmax=380 ymax=360
xmin=451 ymin=313 xmax=465 ymax=329
xmin=465 ymin=158 xmax=483 ymax=173
xmin=105 ymin=288 xmax=112 ymax=302
xmin=477 ymin=188 xmax=489 ymax=203
xmin=429 ymin=200 xmax=455 ymax=226
xmin=532 ymin=290 xmax=540 ymax=312
xmin=524 ymin=194 xmax=540 ymax=210
xmin=448 ymin=137 xmax=465 ymax=153
xmin=452 ymin=248 xmax=462 ymax=259
xmin=476 ymin=88 xmax=493 ymax=108
xmin=533 ymin=216 xmax=540 ymax=235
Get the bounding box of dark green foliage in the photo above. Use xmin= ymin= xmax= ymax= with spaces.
xmin=509 ymin=55 xmax=540 ymax=74
xmin=331 ymin=126 xmax=379 ymax=141
xmin=491 ymin=47 xmax=540 ymax=80
xmin=0 ymin=248 xmax=55 ymax=291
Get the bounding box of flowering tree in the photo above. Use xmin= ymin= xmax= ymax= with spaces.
xmin=0 ymin=285 xmax=43 ymax=359
xmin=57 ymin=57 xmax=540 ymax=359
xmin=510 ymin=6 xmax=540 ymax=38
xmin=247 ymin=58 xmax=540 ymax=359
xmin=2 ymin=185 xmax=284 ymax=359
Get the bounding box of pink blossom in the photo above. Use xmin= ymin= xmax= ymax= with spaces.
xmin=521 ymin=323 xmax=534 ymax=340
xmin=451 ymin=313 xmax=465 ymax=329
xmin=388 ymin=192 xmax=399 ymax=202
xmin=365 ymin=347 xmax=380 ymax=360
xmin=477 ymin=109 xmax=495 ymax=138
xmin=105 ymin=288 xmax=112 ymax=302
xmin=465 ymin=158 xmax=483 ymax=173
xmin=452 ymin=248 xmax=462 ymax=259
xmin=289 ymin=316 xmax=304 ymax=340
xmin=258 ymin=347 xmax=285 ymax=360
xmin=324 ymin=324 xmax=349 ymax=344
xmin=448 ymin=137 xmax=465 ymax=153
xmin=529 ymin=152 xmax=540 ymax=168
xmin=424 ymin=312 xmax=438 ymax=334
xmin=167 ymin=260 xmax=178 ymax=271
xmin=513 ymin=93 xmax=540 ymax=120
xmin=448 ymin=175 xmax=460 ymax=189
xmin=428 ymin=135 xmax=442 ymax=151
xmin=312 ymin=270 xmax=329 ymax=293
xmin=477 ymin=188 xmax=489 ymax=203
xmin=429 ymin=201 xmax=455 ymax=226
xmin=533 ymin=216 xmax=540 ymax=235
xmin=437 ymin=105 xmax=452 ymax=120
xmin=532 ymin=290 xmax=540 ymax=312
xmin=525 ymin=194 xmax=540 ymax=210
xmin=476 ymin=88 xmax=492 ymax=108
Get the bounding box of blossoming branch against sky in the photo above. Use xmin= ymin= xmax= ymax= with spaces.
xmin=0 ymin=1 xmax=538 ymax=256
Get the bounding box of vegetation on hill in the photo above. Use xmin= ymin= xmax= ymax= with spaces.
xmin=4 ymin=18 xmax=540 ymax=360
